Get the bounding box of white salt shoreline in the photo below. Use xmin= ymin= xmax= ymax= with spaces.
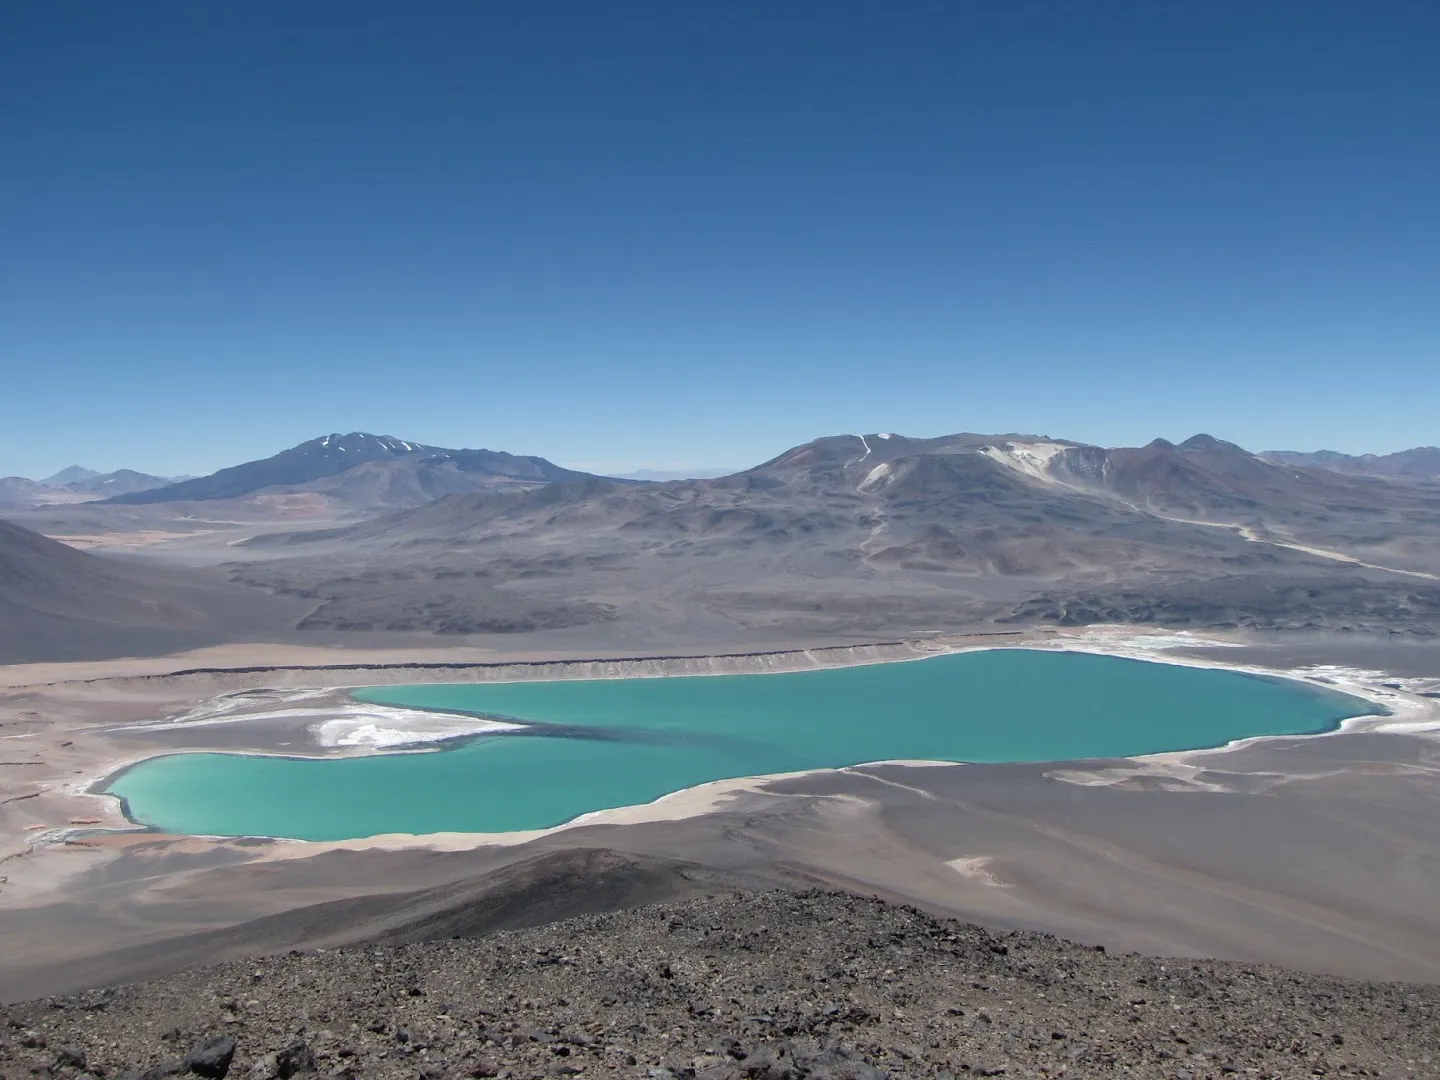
xmin=101 ymin=695 xmax=527 ymax=751
xmin=71 ymin=627 xmax=1440 ymax=853
xmin=109 ymin=627 xmax=1422 ymax=759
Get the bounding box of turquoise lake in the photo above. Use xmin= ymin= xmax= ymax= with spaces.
xmin=108 ymin=650 xmax=1374 ymax=841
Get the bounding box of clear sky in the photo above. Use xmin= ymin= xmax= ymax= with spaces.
xmin=2 ymin=2 xmax=1436 ymax=479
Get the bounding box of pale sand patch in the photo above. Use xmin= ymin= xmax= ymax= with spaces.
xmin=946 ymin=856 xmax=1008 ymax=888
xmin=0 ymin=637 xmax=972 ymax=692
xmin=857 ymin=759 xmax=959 ymax=767
xmin=0 ymin=643 xmax=511 ymax=690
xmin=252 ymin=770 xmax=832 ymax=860
xmin=49 ymin=531 xmax=219 ymax=550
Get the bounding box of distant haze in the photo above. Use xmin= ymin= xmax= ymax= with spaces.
xmin=602 ymin=468 xmax=738 ymax=482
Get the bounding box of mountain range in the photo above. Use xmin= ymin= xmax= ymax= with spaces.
xmin=0 ymin=469 xmax=176 ymax=509
xmin=101 ymin=432 xmax=611 ymax=510
xmin=3 ymin=428 xmax=1439 ymax=660
xmin=6 ymin=432 xmax=1436 ymax=515
xmin=229 ymin=430 xmax=1440 ymax=641
xmin=1261 ymin=446 xmax=1440 ymax=482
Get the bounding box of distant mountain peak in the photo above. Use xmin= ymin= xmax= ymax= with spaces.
xmin=1178 ymin=434 xmax=1246 ymax=453
xmin=73 ymin=469 xmax=174 ymax=495
xmin=102 ymin=432 xmax=610 ymax=507
xmin=0 ymin=467 xmax=172 ymax=506
xmin=43 ymin=465 xmax=100 ymax=486
xmin=311 ymin=432 xmax=427 ymax=455
xmin=1260 ymin=446 xmax=1440 ymax=482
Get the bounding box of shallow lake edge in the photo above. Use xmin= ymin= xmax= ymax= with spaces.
xmin=95 ymin=641 xmax=1399 ymax=842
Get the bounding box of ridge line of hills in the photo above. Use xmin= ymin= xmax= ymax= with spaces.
xmin=0 ymin=468 xmax=181 ymax=509
xmin=100 ymin=432 xmax=612 ymax=510
xmin=3 ymin=431 xmax=1438 ymax=516
xmin=2 ymin=427 xmax=1439 ymax=661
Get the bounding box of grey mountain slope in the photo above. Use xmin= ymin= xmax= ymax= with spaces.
xmin=0 ymin=470 xmax=173 ymax=509
xmin=5 ymin=430 xmax=1440 ymax=662
xmin=1263 ymin=445 xmax=1440 ymax=482
xmin=0 ymin=519 xmax=299 ymax=663
xmin=1047 ymin=434 xmax=1440 ymax=534
xmin=0 ymin=476 xmax=54 ymax=509
xmin=232 ymin=431 xmax=1440 ymax=641
xmin=42 ymin=465 xmax=100 ymax=485
xmin=105 ymin=432 xmax=606 ymax=509
xmin=64 ymin=469 xmax=174 ymax=496
xmin=275 ymin=431 xmax=1431 ymax=562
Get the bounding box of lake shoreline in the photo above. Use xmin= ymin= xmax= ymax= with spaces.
xmin=98 ymin=632 xmax=1404 ymax=842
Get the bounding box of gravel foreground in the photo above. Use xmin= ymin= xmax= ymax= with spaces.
xmin=3 ymin=890 xmax=1437 ymax=1080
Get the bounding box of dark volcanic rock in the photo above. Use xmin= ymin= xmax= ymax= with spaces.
xmin=273 ymin=1039 xmax=316 ymax=1077
xmin=54 ymin=1045 xmax=88 ymax=1070
xmin=3 ymin=890 xmax=1436 ymax=1080
xmin=183 ymin=1035 xmax=237 ymax=1078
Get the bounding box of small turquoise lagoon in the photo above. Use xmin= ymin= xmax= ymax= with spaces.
xmin=107 ymin=650 xmax=1374 ymax=841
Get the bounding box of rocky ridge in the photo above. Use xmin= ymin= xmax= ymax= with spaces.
xmin=3 ymin=890 xmax=1435 ymax=1080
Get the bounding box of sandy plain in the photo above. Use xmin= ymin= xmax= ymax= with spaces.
xmin=2 ymin=627 xmax=1439 ymax=1003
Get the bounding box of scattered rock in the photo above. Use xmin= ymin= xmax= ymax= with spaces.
xmin=184 ymin=1036 xmax=237 ymax=1079
xmin=275 ymin=1041 xmax=315 ymax=1079
xmin=54 ymin=1045 xmax=88 ymax=1070
xmin=0 ymin=891 xmax=1433 ymax=1080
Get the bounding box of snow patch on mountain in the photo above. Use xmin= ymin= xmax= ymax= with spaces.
xmin=859 ymin=462 xmax=894 ymax=491
xmin=979 ymin=441 xmax=1070 ymax=485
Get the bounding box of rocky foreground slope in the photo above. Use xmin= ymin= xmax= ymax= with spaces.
xmin=4 ymin=890 xmax=1437 ymax=1080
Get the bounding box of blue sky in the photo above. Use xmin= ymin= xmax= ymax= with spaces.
xmin=2 ymin=2 xmax=1436 ymax=478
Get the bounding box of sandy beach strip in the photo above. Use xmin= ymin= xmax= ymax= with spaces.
xmin=68 ymin=628 xmax=1440 ymax=843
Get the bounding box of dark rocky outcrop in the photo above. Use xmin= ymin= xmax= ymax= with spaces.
xmin=3 ymin=890 xmax=1436 ymax=1080
xmin=183 ymin=1035 xmax=237 ymax=1078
